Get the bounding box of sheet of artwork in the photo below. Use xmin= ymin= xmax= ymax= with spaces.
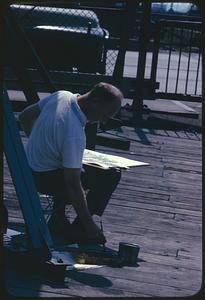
xmin=83 ymin=149 xmax=149 ymax=169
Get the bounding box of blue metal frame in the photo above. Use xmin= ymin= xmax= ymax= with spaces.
xmin=3 ymin=87 xmax=53 ymax=259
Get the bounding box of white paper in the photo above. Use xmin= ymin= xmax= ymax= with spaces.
xmin=6 ymin=228 xmax=23 ymax=237
xmin=51 ymin=250 xmax=75 ymax=266
xmin=83 ymin=149 xmax=149 ymax=169
xmin=51 ymin=251 xmax=103 ymax=270
xmin=73 ymin=264 xmax=103 ymax=270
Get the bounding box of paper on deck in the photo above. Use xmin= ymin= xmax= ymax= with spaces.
xmin=83 ymin=149 xmax=149 ymax=169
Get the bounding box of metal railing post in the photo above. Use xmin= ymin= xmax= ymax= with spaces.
xmin=132 ymin=1 xmax=152 ymax=111
xmin=112 ymin=0 xmax=137 ymax=87
xmin=150 ymin=21 xmax=161 ymax=96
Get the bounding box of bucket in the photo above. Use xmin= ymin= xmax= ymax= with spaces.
xmin=118 ymin=242 xmax=140 ymax=264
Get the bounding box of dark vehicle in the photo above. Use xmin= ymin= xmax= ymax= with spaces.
xmin=73 ymin=1 xmax=201 ymax=43
xmin=151 ymin=2 xmax=199 ymax=16
xmin=10 ymin=5 xmax=109 ymax=74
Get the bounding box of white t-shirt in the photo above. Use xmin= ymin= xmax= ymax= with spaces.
xmin=26 ymin=90 xmax=87 ymax=171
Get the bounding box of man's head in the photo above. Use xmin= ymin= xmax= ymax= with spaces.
xmin=78 ymin=82 xmax=123 ymax=124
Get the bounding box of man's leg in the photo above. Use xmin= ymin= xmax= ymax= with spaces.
xmin=72 ymin=165 xmax=121 ymax=229
xmin=32 ymin=166 xmax=121 ymax=237
xmin=32 ymin=166 xmax=121 ymax=218
xmin=82 ymin=165 xmax=121 ymax=216
xmin=31 ymin=169 xmax=70 ymax=232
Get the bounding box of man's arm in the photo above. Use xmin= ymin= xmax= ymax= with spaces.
xmin=18 ymin=103 xmax=40 ymax=137
xmin=63 ymin=167 xmax=105 ymax=241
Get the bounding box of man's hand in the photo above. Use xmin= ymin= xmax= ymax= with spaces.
xmin=63 ymin=167 xmax=105 ymax=242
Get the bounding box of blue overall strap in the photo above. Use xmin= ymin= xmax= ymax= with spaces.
xmin=3 ymin=87 xmax=53 ymax=257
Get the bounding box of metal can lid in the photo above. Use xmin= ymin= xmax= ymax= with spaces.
xmin=119 ymin=242 xmax=140 ymax=248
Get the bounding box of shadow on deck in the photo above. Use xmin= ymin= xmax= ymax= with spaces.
xmin=3 ymin=124 xmax=202 ymax=297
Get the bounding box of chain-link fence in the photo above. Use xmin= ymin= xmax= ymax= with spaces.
xmin=7 ymin=2 xmax=202 ymax=102
xmin=10 ymin=4 xmax=122 ymax=76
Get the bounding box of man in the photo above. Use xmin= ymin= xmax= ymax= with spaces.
xmin=19 ymin=82 xmax=123 ymax=244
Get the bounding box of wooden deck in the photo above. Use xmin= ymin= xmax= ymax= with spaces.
xmin=3 ymin=124 xmax=202 ymax=297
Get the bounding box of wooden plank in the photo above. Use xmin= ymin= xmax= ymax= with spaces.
xmin=124 ymin=170 xmax=202 ymax=188
xmin=168 ymin=193 xmax=202 ymax=203
xmin=119 ymin=176 xmax=202 ymax=197
xmin=121 ymin=176 xmax=201 ymax=195
xmin=117 ymin=182 xmax=171 ymax=196
xmin=114 ymin=187 xmax=201 ymax=205
xmin=110 ymin=197 xmax=202 ymax=217
xmin=163 ymin=169 xmax=201 ymax=182
xmin=141 ymin=252 xmax=202 ymax=270
xmin=103 ymin=210 xmax=201 ymax=237
xmin=103 ymin=223 xmax=202 ymax=251
xmin=144 ymin=99 xmax=197 ymax=115
xmin=114 ymin=186 xmax=170 ymax=200
xmin=3 ymin=119 xmax=202 ymax=297
xmin=4 ymin=269 xmax=150 ymax=297
xmin=112 ymin=195 xmax=202 ymax=211
xmin=4 ymin=267 xmax=200 ymax=298
xmin=82 ymin=264 xmax=202 ymax=291
xmin=113 ymin=126 xmax=201 ymax=141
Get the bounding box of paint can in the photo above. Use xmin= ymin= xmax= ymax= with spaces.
xmin=118 ymin=242 xmax=140 ymax=264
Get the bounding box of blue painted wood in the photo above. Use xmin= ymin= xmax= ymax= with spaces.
xmin=3 ymin=88 xmax=53 ymax=254
xmin=4 ymin=120 xmax=42 ymax=249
